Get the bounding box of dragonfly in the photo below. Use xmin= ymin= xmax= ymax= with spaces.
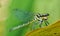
xmin=9 ymin=9 xmax=49 ymax=32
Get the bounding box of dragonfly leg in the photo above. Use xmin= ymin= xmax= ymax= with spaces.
xmin=39 ymin=23 xmax=42 ymax=28
xmin=39 ymin=20 xmax=43 ymax=28
xmin=46 ymin=21 xmax=49 ymax=25
xmin=44 ymin=20 xmax=49 ymax=26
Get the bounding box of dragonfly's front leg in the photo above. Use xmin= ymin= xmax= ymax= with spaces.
xmin=38 ymin=20 xmax=43 ymax=28
xmin=44 ymin=20 xmax=49 ymax=26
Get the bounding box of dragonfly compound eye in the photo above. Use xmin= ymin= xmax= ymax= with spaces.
xmin=46 ymin=13 xmax=49 ymax=16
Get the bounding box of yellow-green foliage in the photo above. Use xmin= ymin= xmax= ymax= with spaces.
xmin=26 ymin=20 xmax=60 ymax=36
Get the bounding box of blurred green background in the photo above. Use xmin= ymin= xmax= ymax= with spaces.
xmin=0 ymin=0 xmax=60 ymax=36
xmin=6 ymin=0 xmax=60 ymax=36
